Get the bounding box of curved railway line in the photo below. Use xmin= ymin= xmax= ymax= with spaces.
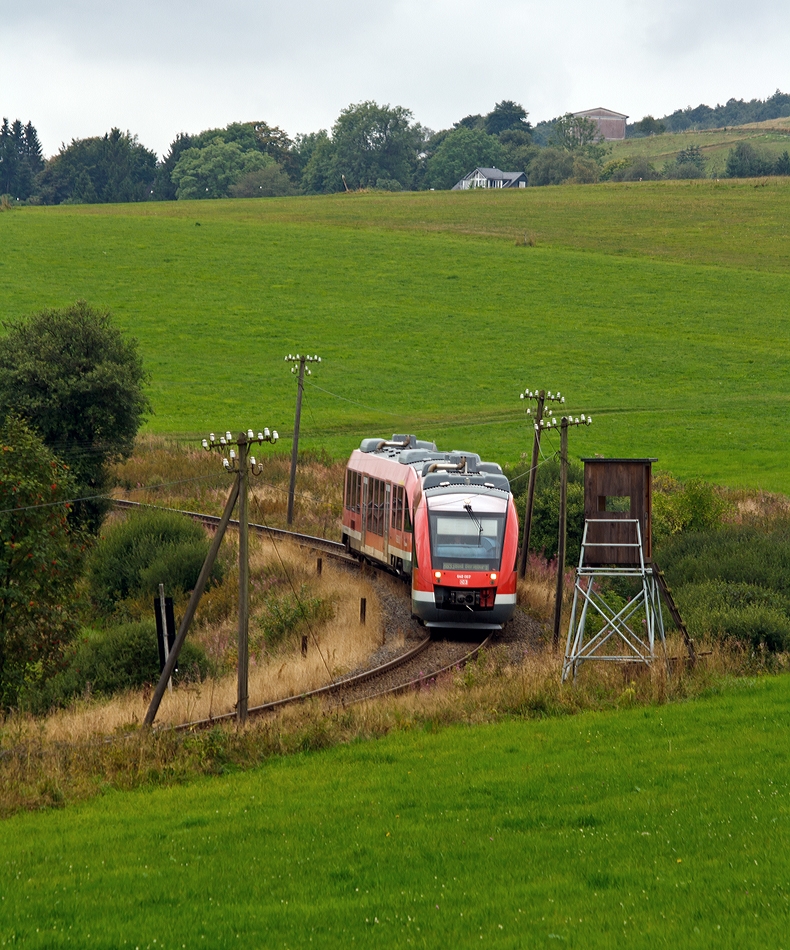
xmin=112 ymin=499 xmax=495 ymax=732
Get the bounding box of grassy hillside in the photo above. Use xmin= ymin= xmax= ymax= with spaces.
xmin=1 ymin=181 xmax=789 ymax=490
xmin=2 ymin=675 xmax=789 ymax=948
xmin=610 ymin=118 xmax=790 ymax=175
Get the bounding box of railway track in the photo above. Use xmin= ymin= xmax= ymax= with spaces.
xmin=111 ymin=499 xmax=493 ymax=731
xmin=174 ymin=633 xmax=491 ymax=731
xmin=112 ymin=498 xmax=355 ymax=562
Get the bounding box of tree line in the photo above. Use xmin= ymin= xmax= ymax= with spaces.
xmin=2 ymin=91 xmax=790 ymax=205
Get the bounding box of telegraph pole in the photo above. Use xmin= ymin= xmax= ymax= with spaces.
xmin=285 ymin=353 xmax=321 ymax=525
xmin=205 ymin=428 xmax=277 ymax=724
xmin=518 ymin=389 xmax=565 ymax=579
xmin=552 ymin=413 xmax=592 ymax=653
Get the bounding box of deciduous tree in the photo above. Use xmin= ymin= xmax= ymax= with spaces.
xmin=0 ymin=416 xmax=85 ymax=709
xmin=0 ymin=302 xmax=150 ymax=532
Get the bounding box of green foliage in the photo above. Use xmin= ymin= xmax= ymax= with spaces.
xmin=507 ymin=457 xmax=585 ymax=562
xmin=36 ymin=129 xmax=156 ymax=205
xmin=327 ymin=101 xmax=422 ymax=191
xmin=254 ymin=588 xmax=333 ymax=652
xmin=31 ymin=621 xmax=208 ymax=709
xmin=171 ymin=141 xmax=273 ymax=199
xmin=673 ymin=580 xmax=790 ymax=651
xmin=608 ymin=156 xmax=662 ymax=181
xmin=725 ymin=141 xmax=776 ymax=178
xmin=89 ymin=509 xmax=219 ymax=613
xmin=424 ymin=127 xmax=504 ymax=190
xmin=658 ymin=89 xmax=790 ymax=132
xmin=549 ymin=114 xmax=607 ymax=160
xmin=299 ymin=131 xmax=335 ymax=194
xmin=483 ymin=100 xmax=531 ymax=137
xmin=526 ymin=147 xmax=575 ymax=185
xmin=0 ymin=416 xmax=84 ymax=709
xmin=0 ymin=118 xmax=44 ymax=200
xmin=657 ymin=519 xmax=790 ymax=650
xmin=652 ymin=476 xmax=730 ymax=543
xmin=631 ymin=115 xmax=666 ymax=137
xmin=0 ymin=301 xmax=150 ymax=532
xmin=229 ymin=164 xmax=297 ymax=198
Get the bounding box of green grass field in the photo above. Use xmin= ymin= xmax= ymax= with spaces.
xmin=2 ymin=675 xmax=789 ymax=948
xmin=609 ymin=119 xmax=790 ymax=175
xmin=2 ymin=180 xmax=789 ymax=490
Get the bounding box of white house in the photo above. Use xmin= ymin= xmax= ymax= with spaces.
xmin=452 ymin=167 xmax=527 ymax=190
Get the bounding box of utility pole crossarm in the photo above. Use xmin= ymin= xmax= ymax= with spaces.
xmin=284 ymin=353 xmax=322 ymax=525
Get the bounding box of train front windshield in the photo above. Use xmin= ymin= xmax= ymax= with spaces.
xmin=428 ymin=509 xmax=506 ymax=571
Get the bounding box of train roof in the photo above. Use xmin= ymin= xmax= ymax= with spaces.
xmin=355 ymin=435 xmax=510 ymax=492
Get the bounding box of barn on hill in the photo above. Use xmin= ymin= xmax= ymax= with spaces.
xmin=572 ymin=107 xmax=628 ymax=141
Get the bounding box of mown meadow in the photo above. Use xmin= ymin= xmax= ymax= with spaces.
xmin=1 ymin=179 xmax=789 ymax=491
xmin=1 ymin=672 xmax=789 ymax=948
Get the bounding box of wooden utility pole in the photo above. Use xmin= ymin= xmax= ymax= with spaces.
xmin=518 ymin=389 xmax=545 ymax=578
xmin=518 ymin=388 xmax=565 ymax=579
xmin=145 ymin=477 xmax=240 ymax=726
xmin=285 ymin=353 xmax=321 ymax=525
xmin=553 ymin=418 xmax=569 ymax=653
xmin=144 ymin=427 xmax=278 ymax=728
xmin=237 ymin=433 xmax=250 ymax=723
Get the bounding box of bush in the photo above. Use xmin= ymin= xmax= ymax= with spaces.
xmin=506 ymin=457 xmax=585 ymax=562
xmin=527 ymin=148 xmax=575 ymax=186
xmin=609 ymin=157 xmax=662 ymax=182
xmin=725 ymin=142 xmax=774 ymax=178
xmin=652 ymin=476 xmax=730 ymax=544
xmin=674 ymin=581 xmax=790 ymax=651
xmin=89 ymin=509 xmax=220 ymax=612
xmin=29 ymin=621 xmax=209 ymax=710
xmin=229 ymin=163 xmax=296 ymax=198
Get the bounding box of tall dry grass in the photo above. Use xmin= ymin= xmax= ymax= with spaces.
xmin=3 ymin=630 xmax=782 ymax=817
xmin=110 ymin=435 xmax=346 ymax=539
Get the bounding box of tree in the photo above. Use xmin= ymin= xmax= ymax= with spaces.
xmin=0 ymin=302 xmax=151 ymax=532
xmin=526 ymin=148 xmax=575 ymax=186
xmin=153 ymin=133 xmax=195 ymax=200
xmin=0 ymin=415 xmax=85 ymax=709
xmin=170 ymin=140 xmax=273 ymax=199
xmin=549 ymin=114 xmax=606 ymax=160
xmin=484 ymin=100 xmax=531 ymax=137
xmin=775 ymin=151 xmax=790 ymax=176
xmin=725 ymin=142 xmax=774 ymax=178
xmin=0 ymin=118 xmax=44 ymax=200
xmin=230 ymin=163 xmax=297 ymax=198
xmin=300 ymin=131 xmax=337 ymax=194
xmin=424 ymin=127 xmax=505 ymax=190
xmin=37 ymin=129 xmax=156 ymax=204
xmin=330 ymin=101 xmax=422 ymax=191
xmin=632 ymin=115 xmax=666 ymax=136
xmin=665 ymin=145 xmax=706 ymax=180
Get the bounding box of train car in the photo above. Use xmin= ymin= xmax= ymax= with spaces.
xmin=342 ymin=435 xmax=518 ymax=631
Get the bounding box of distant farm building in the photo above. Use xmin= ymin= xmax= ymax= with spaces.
xmin=452 ymin=167 xmax=527 ymax=190
xmin=572 ymin=107 xmax=628 ymax=141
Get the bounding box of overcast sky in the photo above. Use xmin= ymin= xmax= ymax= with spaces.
xmin=2 ymin=0 xmax=788 ymax=159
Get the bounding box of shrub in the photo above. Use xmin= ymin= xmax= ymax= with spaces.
xmin=29 ymin=621 xmax=209 ymax=710
xmin=527 ymin=148 xmax=575 ymax=186
xmin=506 ymin=457 xmax=585 ymax=562
xmin=229 ymin=163 xmax=296 ymax=198
xmin=89 ymin=509 xmax=220 ymax=612
xmin=674 ymin=581 xmax=790 ymax=651
xmin=609 ymin=157 xmax=662 ymax=182
xmin=725 ymin=142 xmax=774 ymax=178
xmin=652 ymin=476 xmax=730 ymax=544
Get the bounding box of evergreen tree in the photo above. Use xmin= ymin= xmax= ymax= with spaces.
xmin=0 ymin=117 xmax=44 ymax=199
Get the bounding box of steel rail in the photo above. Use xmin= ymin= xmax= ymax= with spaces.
xmin=173 ymin=635 xmax=432 ymax=731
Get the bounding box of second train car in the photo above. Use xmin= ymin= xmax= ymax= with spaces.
xmin=342 ymin=435 xmax=518 ymax=631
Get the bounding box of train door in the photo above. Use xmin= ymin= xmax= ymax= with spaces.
xmin=384 ymin=483 xmax=391 ymax=561
xmin=361 ymin=476 xmax=369 ymax=548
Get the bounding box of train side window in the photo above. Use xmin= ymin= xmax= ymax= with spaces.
xmin=404 ymin=501 xmax=412 ymax=532
xmin=392 ymin=485 xmax=403 ymax=531
xmin=354 ymin=472 xmax=361 ymax=512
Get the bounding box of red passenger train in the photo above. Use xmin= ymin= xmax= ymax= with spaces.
xmin=342 ymin=435 xmax=518 ymax=631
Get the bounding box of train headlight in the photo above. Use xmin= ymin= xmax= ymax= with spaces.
xmin=434 ymin=571 xmax=442 ymax=581
xmin=490 ymin=572 xmax=497 ymax=582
